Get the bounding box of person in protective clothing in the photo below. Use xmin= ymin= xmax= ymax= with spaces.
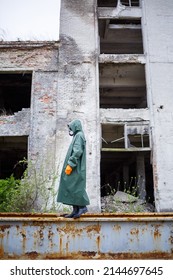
xmin=57 ymin=119 xmax=90 ymax=218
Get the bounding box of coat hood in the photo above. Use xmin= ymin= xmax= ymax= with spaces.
xmin=68 ymin=119 xmax=83 ymax=134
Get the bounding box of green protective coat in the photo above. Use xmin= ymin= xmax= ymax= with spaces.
xmin=57 ymin=119 xmax=90 ymax=206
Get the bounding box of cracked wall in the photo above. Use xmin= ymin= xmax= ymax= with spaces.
xmin=1 ymin=0 xmax=173 ymax=212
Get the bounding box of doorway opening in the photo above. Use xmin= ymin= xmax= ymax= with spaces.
xmin=101 ymin=123 xmax=154 ymax=204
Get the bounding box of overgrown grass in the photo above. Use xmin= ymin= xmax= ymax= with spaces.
xmin=0 ymin=159 xmax=59 ymax=213
xmin=101 ymin=176 xmax=154 ymax=213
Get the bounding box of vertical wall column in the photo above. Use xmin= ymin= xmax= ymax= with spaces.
xmin=56 ymin=0 xmax=100 ymax=212
xmin=30 ymin=71 xmax=58 ymax=174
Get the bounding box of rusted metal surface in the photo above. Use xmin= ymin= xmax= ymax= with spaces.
xmin=0 ymin=213 xmax=173 ymax=259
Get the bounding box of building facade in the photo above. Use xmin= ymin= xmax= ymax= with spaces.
xmin=0 ymin=0 xmax=173 ymax=212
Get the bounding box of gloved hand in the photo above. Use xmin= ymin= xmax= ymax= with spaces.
xmin=65 ymin=165 xmax=73 ymax=175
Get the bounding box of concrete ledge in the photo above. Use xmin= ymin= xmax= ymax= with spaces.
xmin=99 ymin=54 xmax=146 ymax=64
xmin=98 ymin=7 xmax=142 ymax=19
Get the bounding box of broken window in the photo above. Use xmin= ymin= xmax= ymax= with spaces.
xmin=102 ymin=123 xmax=150 ymax=150
xmin=121 ymin=0 xmax=140 ymax=7
xmin=99 ymin=18 xmax=143 ymax=54
xmin=98 ymin=0 xmax=140 ymax=7
xmin=99 ymin=64 xmax=147 ymax=109
xmin=0 ymin=136 xmax=28 ymax=179
xmin=102 ymin=124 xmax=125 ymax=149
xmin=0 ymin=73 xmax=32 ymax=115
xmin=126 ymin=124 xmax=150 ymax=148
xmin=101 ymin=123 xmax=154 ymax=204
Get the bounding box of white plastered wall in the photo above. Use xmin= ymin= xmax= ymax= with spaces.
xmin=142 ymin=0 xmax=173 ymax=211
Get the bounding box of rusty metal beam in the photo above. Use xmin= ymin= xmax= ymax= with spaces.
xmin=0 ymin=213 xmax=173 ymax=259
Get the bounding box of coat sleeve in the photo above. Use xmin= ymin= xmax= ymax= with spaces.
xmin=67 ymin=134 xmax=84 ymax=168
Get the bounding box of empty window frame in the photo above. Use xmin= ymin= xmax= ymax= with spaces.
xmin=100 ymin=150 xmax=154 ymax=203
xmin=101 ymin=123 xmax=150 ymax=150
xmin=101 ymin=123 xmax=154 ymax=204
xmin=0 ymin=136 xmax=28 ymax=179
xmin=0 ymin=73 xmax=32 ymax=115
xmin=99 ymin=64 xmax=147 ymax=109
xmin=99 ymin=18 xmax=143 ymax=54
xmin=126 ymin=123 xmax=150 ymax=148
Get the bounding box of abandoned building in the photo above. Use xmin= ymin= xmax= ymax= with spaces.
xmin=0 ymin=0 xmax=173 ymax=212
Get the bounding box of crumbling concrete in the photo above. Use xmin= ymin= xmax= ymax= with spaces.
xmin=0 ymin=0 xmax=173 ymax=213
xmin=101 ymin=191 xmax=155 ymax=213
xmin=0 ymin=44 xmax=59 ymax=194
xmin=0 ymin=108 xmax=30 ymax=135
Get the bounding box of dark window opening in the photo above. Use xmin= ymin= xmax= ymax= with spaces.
xmin=99 ymin=18 xmax=143 ymax=54
xmin=109 ymin=18 xmax=141 ymax=25
xmin=101 ymin=151 xmax=154 ymax=204
xmin=99 ymin=64 xmax=147 ymax=109
xmin=98 ymin=0 xmax=118 ymax=7
xmin=0 ymin=136 xmax=28 ymax=179
xmin=102 ymin=124 xmax=125 ymax=149
xmin=0 ymin=73 xmax=32 ymax=115
xmin=101 ymin=123 xmax=154 ymax=206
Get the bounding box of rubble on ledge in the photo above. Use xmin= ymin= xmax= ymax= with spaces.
xmin=101 ymin=191 xmax=155 ymax=213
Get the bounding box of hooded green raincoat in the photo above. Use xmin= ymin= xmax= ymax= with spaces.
xmin=57 ymin=119 xmax=90 ymax=206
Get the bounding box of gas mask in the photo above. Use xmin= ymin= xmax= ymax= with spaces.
xmin=69 ymin=129 xmax=74 ymax=136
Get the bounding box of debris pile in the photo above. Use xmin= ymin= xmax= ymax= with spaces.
xmin=101 ymin=191 xmax=155 ymax=213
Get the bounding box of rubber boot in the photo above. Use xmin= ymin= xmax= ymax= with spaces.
xmin=64 ymin=206 xmax=79 ymax=218
xmin=73 ymin=206 xmax=88 ymax=219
